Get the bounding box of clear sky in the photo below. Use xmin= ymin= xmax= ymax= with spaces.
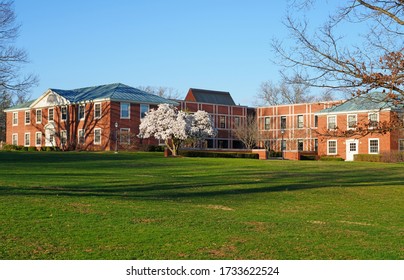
xmin=15 ymin=0 xmax=342 ymax=106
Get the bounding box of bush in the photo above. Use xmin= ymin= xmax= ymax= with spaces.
xmin=300 ymin=155 xmax=317 ymax=160
xmin=320 ymin=156 xmax=344 ymax=161
xmin=268 ymin=150 xmax=282 ymax=157
xmin=354 ymin=154 xmax=382 ymax=162
xmin=147 ymin=145 xmax=165 ymax=152
xmin=27 ymin=147 xmax=37 ymax=152
xmin=179 ymin=150 xmax=259 ymax=159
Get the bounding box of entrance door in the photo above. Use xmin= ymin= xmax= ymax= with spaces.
xmin=346 ymin=139 xmax=359 ymax=161
xmin=45 ymin=124 xmax=55 ymax=147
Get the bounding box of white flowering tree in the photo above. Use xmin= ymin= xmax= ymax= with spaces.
xmin=139 ymin=104 xmax=216 ymax=156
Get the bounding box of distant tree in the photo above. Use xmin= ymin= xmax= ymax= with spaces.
xmin=232 ymin=115 xmax=258 ymax=149
xmin=138 ymin=86 xmax=182 ymax=100
xmin=138 ymin=104 xmax=216 ymax=156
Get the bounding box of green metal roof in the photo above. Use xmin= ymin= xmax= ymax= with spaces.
xmin=4 ymin=100 xmax=35 ymax=111
xmin=188 ymin=88 xmax=236 ymax=106
xmin=50 ymin=83 xmax=178 ymax=105
xmin=318 ymin=92 xmax=403 ymax=114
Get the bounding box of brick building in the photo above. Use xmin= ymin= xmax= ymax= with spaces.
xmin=4 ymin=83 xmax=177 ymax=151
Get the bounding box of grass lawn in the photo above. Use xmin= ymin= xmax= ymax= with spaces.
xmin=0 ymin=152 xmax=402 ymax=260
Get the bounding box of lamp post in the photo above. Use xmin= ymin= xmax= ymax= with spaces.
xmin=114 ymin=122 xmax=118 ymax=153
xmin=281 ymin=129 xmax=285 ymax=160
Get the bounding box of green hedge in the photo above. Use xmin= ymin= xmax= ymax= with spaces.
xmin=354 ymin=154 xmax=382 ymax=162
xmin=179 ymin=150 xmax=259 ymax=159
xmin=320 ymin=156 xmax=344 ymax=161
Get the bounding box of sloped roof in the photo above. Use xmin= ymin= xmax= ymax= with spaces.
xmin=50 ymin=83 xmax=178 ymax=105
xmin=186 ymin=88 xmax=236 ymax=106
xmin=318 ymin=92 xmax=403 ymax=114
xmin=4 ymin=100 xmax=35 ymax=111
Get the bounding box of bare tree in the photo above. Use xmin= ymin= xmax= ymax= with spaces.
xmin=272 ymin=0 xmax=403 ymax=104
xmin=138 ymin=85 xmax=183 ymax=100
xmin=256 ymin=74 xmax=315 ymax=105
xmin=232 ymin=115 xmax=258 ymax=149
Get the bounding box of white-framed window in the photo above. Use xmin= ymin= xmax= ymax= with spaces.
xmin=60 ymin=130 xmax=67 ymax=146
xmin=297 ymin=139 xmax=304 ymax=151
xmin=297 ymin=115 xmax=304 ymax=128
xmin=35 ymin=132 xmax=42 ymax=146
xmin=120 ymin=128 xmax=130 ymax=144
xmin=61 ymin=106 xmax=67 ymax=121
xmin=314 ymin=115 xmax=318 ymax=128
xmin=399 ymin=139 xmax=404 ymax=151
xmin=220 ymin=116 xmax=226 ymax=128
xmin=347 ymin=114 xmax=357 ymax=129
xmin=327 ymin=115 xmax=337 ymax=130
xmin=48 ymin=108 xmax=54 ymax=122
xmin=36 ymin=109 xmax=42 ymax=124
xmin=327 ymin=140 xmax=337 ymax=155
xmin=140 ymin=104 xmax=149 ymax=119
xmin=12 ymin=112 xmax=18 ymax=126
xmin=120 ymin=103 xmax=130 ymax=119
xmin=25 ymin=111 xmax=30 ymax=125
xmin=78 ymin=129 xmax=85 ymax=145
xmin=368 ymin=112 xmax=379 ymax=129
xmin=280 ymin=116 xmax=287 ymax=129
xmin=12 ymin=133 xmax=18 ymax=145
xmin=369 ymin=138 xmax=379 ymax=154
xmin=264 ymin=117 xmax=270 ymax=130
xmin=24 ymin=132 xmax=30 ymax=147
xmin=94 ymin=103 xmax=101 ymax=119
xmin=78 ymin=104 xmax=85 ymax=120
xmin=94 ymin=128 xmax=101 ymax=145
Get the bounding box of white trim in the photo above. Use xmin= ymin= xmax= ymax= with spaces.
xmin=24 ymin=132 xmax=30 ymax=147
xmin=347 ymin=114 xmax=357 ymax=130
xmin=346 ymin=139 xmax=359 ymax=161
xmin=140 ymin=104 xmax=149 ymax=119
xmin=78 ymin=129 xmax=85 ymax=145
xmin=120 ymin=102 xmax=130 ymax=119
xmin=327 ymin=140 xmax=337 ymax=155
xmin=48 ymin=107 xmax=54 ymax=122
xmin=94 ymin=102 xmax=102 ymax=119
xmin=94 ymin=128 xmax=101 ymax=145
xmin=36 ymin=109 xmax=42 ymax=124
xmin=24 ymin=110 xmax=30 ymax=125
xmin=78 ymin=104 xmax=85 ymax=120
xmin=120 ymin=128 xmax=130 ymax=144
xmin=12 ymin=133 xmax=18 ymax=145
xmin=368 ymin=138 xmax=379 ymax=154
xmin=368 ymin=112 xmax=379 ymax=129
xmin=61 ymin=106 xmax=67 ymax=121
xmin=327 ymin=115 xmax=337 ymax=130
xmin=35 ymin=132 xmax=42 ymax=147
xmin=399 ymin=139 xmax=404 ymax=151
xmin=315 ymin=108 xmax=392 ymax=116
xmin=12 ymin=112 xmax=18 ymax=126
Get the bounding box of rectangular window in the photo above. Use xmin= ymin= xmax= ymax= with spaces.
xmin=297 ymin=139 xmax=304 ymax=151
xmin=314 ymin=115 xmax=318 ymax=128
xmin=327 ymin=115 xmax=336 ymax=130
xmin=35 ymin=132 xmax=42 ymax=146
xmin=48 ymin=108 xmax=54 ymax=122
xmin=61 ymin=106 xmax=67 ymax=121
xmin=220 ymin=116 xmax=226 ymax=128
xmin=264 ymin=117 xmax=270 ymax=130
xmin=78 ymin=129 xmax=85 ymax=145
xmin=234 ymin=116 xmax=240 ymax=128
xmin=327 ymin=140 xmax=337 ymax=155
xmin=61 ymin=130 xmax=67 ymax=145
xmin=24 ymin=133 xmax=30 ymax=147
xmin=140 ymin=104 xmax=149 ymax=119
xmin=120 ymin=103 xmax=130 ymax=119
xmin=36 ymin=109 xmax=42 ymax=124
xmin=25 ymin=111 xmax=30 ymax=125
xmin=94 ymin=128 xmax=101 ymax=145
xmin=347 ymin=114 xmax=357 ymax=129
xmin=281 ymin=140 xmax=286 ymax=151
xmin=12 ymin=133 xmax=18 ymax=145
xmin=120 ymin=128 xmax=130 ymax=144
xmin=12 ymin=112 xmax=18 ymax=126
xmin=297 ymin=115 xmax=304 ymax=128
xmin=369 ymin=113 xmax=379 ymax=129
xmin=78 ymin=105 xmax=85 ymax=120
xmin=280 ymin=116 xmax=286 ymax=129
xmin=399 ymin=139 xmax=404 ymax=151
xmin=369 ymin=139 xmax=379 ymax=154
xmin=94 ymin=103 xmax=101 ymax=119
xmin=314 ymin=139 xmax=318 ymax=152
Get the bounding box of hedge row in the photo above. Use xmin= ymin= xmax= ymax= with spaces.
xmin=179 ymin=150 xmax=259 ymax=159
xmin=319 ymin=156 xmax=344 ymax=161
xmin=355 ymin=152 xmax=404 ymax=163
xmin=1 ymin=144 xmax=60 ymax=152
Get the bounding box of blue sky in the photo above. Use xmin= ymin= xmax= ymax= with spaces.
xmin=15 ymin=0 xmax=342 ymax=106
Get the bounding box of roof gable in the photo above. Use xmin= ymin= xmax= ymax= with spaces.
xmin=186 ymin=88 xmax=236 ymax=106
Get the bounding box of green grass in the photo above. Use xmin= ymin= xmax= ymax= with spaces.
xmin=0 ymin=152 xmax=403 ymax=260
